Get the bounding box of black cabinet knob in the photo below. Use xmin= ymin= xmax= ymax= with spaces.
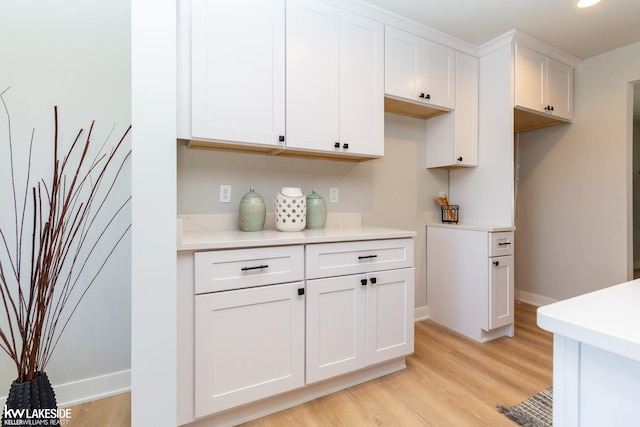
xmin=342 ymin=143 xmax=349 ymax=150
xmin=279 ymin=135 xmax=285 ymax=142
xmin=361 ymin=279 xmax=367 ymax=286
xmin=298 ymin=288 xmax=305 ymax=295
xmin=419 ymin=93 xmax=425 ymax=98
xmin=457 ymin=156 xmax=463 ymax=161
xmin=493 ymin=261 xmax=499 ymax=267
xmin=370 ymin=277 xmax=377 ymax=284
xmin=425 ymin=93 xmax=431 ymax=100
xmin=334 ymin=142 xmax=340 ymax=148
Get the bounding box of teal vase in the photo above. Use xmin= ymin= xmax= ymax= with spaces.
xmin=239 ymin=187 xmax=266 ymax=232
xmin=306 ymin=189 xmax=327 ymax=229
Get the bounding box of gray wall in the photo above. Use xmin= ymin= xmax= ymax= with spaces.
xmin=0 ymin=0 xmax=131 ymax=403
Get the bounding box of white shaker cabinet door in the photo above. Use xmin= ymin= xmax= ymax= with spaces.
xmin=365 ymin=268 xmax=415 ymax=365
xmin=190 ymin=0 xmax=286 ymax=147
xmin=306 ymin=275 xmax=366 ymax=384
xmin=546 ymin=57 xmax=573 ymax=121
xmin=339 ymin=10 xmax=384 ymax=157
xmin=487 ymin=255 xmax=514 ymax=330
xmin=422 ymin=40 xmax=456 ymax=110
xmin=514 ymin=44 xmax=546 ymax=114
xmin=286 ymin=0 xmax=340 ymax=152
xmin=194 ymin=281 xmax=305 ymax=417
xmin=384 ymin=26 xmax=423 ymax=104
xmin=287 ymin=0 xmax=383 ymax=157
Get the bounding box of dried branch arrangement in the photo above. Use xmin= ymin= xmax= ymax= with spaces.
xmin=0 ymin=88 xmax=131 ymax=383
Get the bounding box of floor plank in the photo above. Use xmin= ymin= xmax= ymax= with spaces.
xmin=63 ymin=302 xmax=551 ymax=426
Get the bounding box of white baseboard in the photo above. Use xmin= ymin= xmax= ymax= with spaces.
xmin=414 ymin=305 xmax=428 ymax=322
xmin=0 ymin=369 xmax=131 ymax=409
xmin=516 ymin=290 xmax=558 ymax=307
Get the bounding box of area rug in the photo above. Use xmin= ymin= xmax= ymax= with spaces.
xmin=497 ymin=387 xmax=553 ymax=427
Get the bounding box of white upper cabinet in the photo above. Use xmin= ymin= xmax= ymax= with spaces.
xmin=286 ymin=0 xmax=384 ymax=158
xmin=190 ymin=0 xmax=285 ymax=149
xmin=384 ymin=26 xmax=455 ymax=112
xmin=545 ymin=56 xmax=573 ymax=120
xmin=515 ymin=44 xmax=573 ymax=121
xmin=426 ymin=51 xmax=478 ymax=168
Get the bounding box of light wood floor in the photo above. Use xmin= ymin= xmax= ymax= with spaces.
xmin=65 ymin=302 xmax=551 ymax=426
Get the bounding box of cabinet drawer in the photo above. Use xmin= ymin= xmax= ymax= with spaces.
xmin=195 ymin=245 xmax=304 ymax=294
xmin=306 ymin=238 xmax=414 ymax=279
xmin=489 ymin=232 xmax=514 ymax=257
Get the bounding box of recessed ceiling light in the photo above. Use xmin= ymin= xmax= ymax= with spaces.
xmin=574 ymin=0 xmax=601 ymax=8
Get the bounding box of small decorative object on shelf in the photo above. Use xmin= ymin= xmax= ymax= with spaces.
xmin=440 ymin=205 xmax=459 ymax=224
xmin=239 ymin=187 xmax=266 ymax=232
xmin=435 ymin=193 xmax=459 ymax=224
xmin=306 ymin=189 xmax=327 ymax=230
xmin=276 ymin=187 xmax=306 ymax=231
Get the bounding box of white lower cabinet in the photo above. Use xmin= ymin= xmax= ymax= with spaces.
xmin=306 ymin=268 xmax=414 ymax=384
xmin=426 ymin=226 xmax=514 ymax=342
xmin=194 ymin=281 xmax=305 ymax=417
xmin=190 ymin=238 xmax=414 ymax=422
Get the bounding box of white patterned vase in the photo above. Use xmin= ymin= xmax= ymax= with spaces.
xmin=276 ymin=187 xmax=306 ymax=231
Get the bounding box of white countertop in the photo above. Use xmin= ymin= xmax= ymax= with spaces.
xmin=537 ymin=280 xmax=640 ymax=362
xmin=177 ymin=214 xmax=416 ymax=251
xmin=426 ymin=222 xmax=515 ymax=232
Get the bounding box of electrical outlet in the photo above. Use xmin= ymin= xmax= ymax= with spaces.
xmin=329 ymin=188 xmax=339 ymax=203
xmin=220 ymin=185 xmax=231 ymax=203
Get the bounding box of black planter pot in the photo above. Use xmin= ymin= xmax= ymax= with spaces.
xmin=2 ymin=372 xmax=59 ymax=426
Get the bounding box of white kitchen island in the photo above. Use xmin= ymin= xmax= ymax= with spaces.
xmin=537 ymin=280 xmax=640 ymax=427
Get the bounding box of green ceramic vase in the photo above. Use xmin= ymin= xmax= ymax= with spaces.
xmin=306 ymin=189 xmax=327 ymax=229
xmin=239 ymin=187 xmax=266 ymax=232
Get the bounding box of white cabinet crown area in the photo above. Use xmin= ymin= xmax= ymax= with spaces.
xmin=177 ymin=224 xmax=416 ymax=426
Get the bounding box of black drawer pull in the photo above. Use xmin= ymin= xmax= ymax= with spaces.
xmin=493 ymin=261 xmax=500 ymax=266
xmin=369 ymin=277 xmax=377 ymax=284
xmin=298 ymin=288 xmax=305 ymax=295
xmin=361 ymin=279 xmax=367 ymax=286
xmin=358 ymin=255 xmax=378 ymax=260
xmin=241 ymin=264 xmax=269 ymax=271
xmin=498 ymin=242 xmax=511 ymax=246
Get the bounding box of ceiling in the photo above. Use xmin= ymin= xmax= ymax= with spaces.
xmin=360 ymin=0 xmax=640 ymax=60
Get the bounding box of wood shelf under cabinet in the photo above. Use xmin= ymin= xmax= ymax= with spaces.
xmin=185 ymin=139 xmax=379 ymax=162
xmin=384 ymin=96 xmax=449 ymax=120
xmin=514 ymin=107 xmax=569 ymax=132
